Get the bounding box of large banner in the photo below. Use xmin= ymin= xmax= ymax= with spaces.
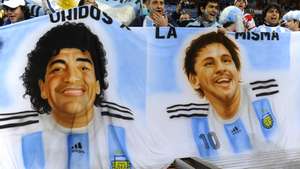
xmin=1 ymin=6 xmax=300 ymax=168
xmin=146 ymin=28 xmax=300 ymax=159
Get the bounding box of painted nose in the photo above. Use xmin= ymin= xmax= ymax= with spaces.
xmin=64 ymin=67 xmax=81 ymax=83
xmin=215 ymin=61 xmax=226 ymax=74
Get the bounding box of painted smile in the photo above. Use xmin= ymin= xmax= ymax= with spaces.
xmin=215 ymin=76 xmax=232 ymax=88
xmin=62 ymin=87 xmax=85 ymax=96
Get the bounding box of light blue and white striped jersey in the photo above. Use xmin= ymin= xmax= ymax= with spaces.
xmin=186 ymin=16 xmax=221 ymax=28
xmin=0 ymin=101 xmax=159 ymax=169
xmin=164 ymin=79 xmax=283 ymax=158
xmin=252 ymin=24 xmax=290 ymax=33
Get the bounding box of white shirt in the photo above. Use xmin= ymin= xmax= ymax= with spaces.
xmin=252 ymin=24 xmax=290 ymax=33
xmin=0 ymin=102 xmax=163 ymax=169
xmin=164 ymin=80 xmax=283 ymax=159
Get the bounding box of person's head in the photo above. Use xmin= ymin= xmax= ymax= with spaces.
xmin=3 ymin=0 xmax=30 ymax=23
xmin=22 ymin=22 xmax=108 ymax=116
xmin=146 ymin=0 xmax=165 ymax=16
xmin=219 ymin=6 xmax=244 ymax=32
xmin=285 ymin=19 xmax=299 ymax=31
xmin=184 ymin=31 xmax=241 ymax=102
xmin=234 ymin=0 xmax=247 ymax=11
xmin=78 ymin=0 xmax=98 ymax=7
xmin=197 ymin=0 xmax=219 ymax=22
xmin=283 ymin=11 xmax=300 ymax=31
xmin=262 ymin=3 xmax=282 ymax=26
xmin=179 ymin=12 xmax=191 ymax=21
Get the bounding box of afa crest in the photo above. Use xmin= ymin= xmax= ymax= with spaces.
xmin=112 ymin=154 xmax=131 ymax=169
xmin=262 ymin=113 xmax=273 ymax=129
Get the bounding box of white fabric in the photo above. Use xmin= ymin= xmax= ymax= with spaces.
xmin=0 ymin=109 xmax=167 ymax=168
xmin=97 ymin=3 xmax=136 ymax=25
xmin=186 ymin=17 xmax=220 ymax=27
xmin=143 ymin=15 xmax=155 ymax=27
xmin=252 ymin=24 xmax=290 ymax=33
xmin=3 ymin=0 xmax=25 ymax=8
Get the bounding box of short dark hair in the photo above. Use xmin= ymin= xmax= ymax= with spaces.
xmin=197 ymin=0 xmax=219 ymax=16
xmin=184 ymin=31 xmax=241 ymax=96
xmin=22 ymin=22 xmax=108 ymax=114
xmin=262 ymin=3 xmax=282 ymax=22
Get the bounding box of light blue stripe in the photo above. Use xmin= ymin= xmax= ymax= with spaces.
xmin=67 ymin=133 xmax=90 ymax=169
xmin=224 ymin=118 xmax=252 ymax=153
xmin=22 ymin=131 xmax=45 ymax=169
xmin=191 ymin=117 xmax=218 ymax=158
xmin=108 ymin=125 xmax=131 ymax=169
xmin=253 ymin=98 xmax=277 ymax=140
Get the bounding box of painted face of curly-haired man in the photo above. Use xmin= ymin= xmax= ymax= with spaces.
xmin=22 ymin=22 xmax=108 ymax=128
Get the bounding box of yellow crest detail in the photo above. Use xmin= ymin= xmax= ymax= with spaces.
xmin=262 ymin=114 xmax=273 ymax=129
xmin=56 ymin=0 xmax=78 ymax=10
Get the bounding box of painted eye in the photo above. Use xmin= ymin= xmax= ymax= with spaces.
xmin=223 ymin=59 xmax=231 ymax=63
xmin=223 ymin=56 xmax=233 ymax=64
xmin=51 ymin=68 xmax=63 ymax=73
xmin=204 ymin=61 xmax=213 ymax=67
xmin=81 ymin=66 xmax=89 ymax=71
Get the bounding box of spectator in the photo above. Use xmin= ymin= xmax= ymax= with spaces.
xmin=252 ymin=3 xmax=289 ymax=32
xmin=78 ymin=0 xmax=98 ymax=7
xmin=129 ymin=0 xmax=175 ymax=27
xmin=26 ymin=1 xmax=46 ymax=17
xmin=282 ymin=10 xmax=300 ymax=31
xmin=0 ymin=5 xmax=6 ymax=26
xmin=219 ymin=6 xmax=244 ymax=32
xmin=234 ymin=0 xmax=247 ymax=12
xmin=234 ymin=0 xmax=256 ymax=30
xmin=177 ymin=11 xmax=193 ymax=26
xmin=2 ymin=0 xmax=30 ymax=25
xmin=170 ymin=0 xmax=195 ymax=27
xmin=185 ymin=0 xmax=220 ymax=27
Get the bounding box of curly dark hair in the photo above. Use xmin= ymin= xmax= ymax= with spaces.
xmin=184 ymin=31 xmax=241 ymax=96
xmin=262 ymin=3 xmax=282 ymax=23
xmin=21 ymin=22 xmax=108 ymax=113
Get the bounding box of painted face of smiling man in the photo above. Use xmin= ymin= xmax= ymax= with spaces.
xmin=184 ymin=32 xmax=241 ymax=119
xmin=39 ymin=48 xmax=100 ymax=126
xmin=188 ymin=43 xmax=240 ymax=105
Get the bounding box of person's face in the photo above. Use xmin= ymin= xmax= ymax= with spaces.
xmin=179 ymin=13 xmax=191 ymax=21
xmin=188 ymin=43 xmax=240 ymax=103
xmin=39 ymin=48 xmax=100 ymax=118
xmin=225 ymin=23 xmax=237 ymax=32
xmin=84 ymin=0 xmax=98 ymax=7
xmin=147 ymin=0 xmax=165 ymax=16
xmin=6 ymin=6 xmax=24 ymax=23
xmin=264 ymin=8 xmax=280 ymax=26
xmin=234 ymin=0 xmax=246 ymax=11
xmin=201 ymin=2 xmax=219 ymax=22
xmin=286 ymin=20 xmax=300 ymax=31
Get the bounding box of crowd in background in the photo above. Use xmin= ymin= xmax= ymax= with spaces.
xmin=162 ymin=0 xmax=300 ymax=31
xmin=0 ymin=0 xmax=300 ymax=32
